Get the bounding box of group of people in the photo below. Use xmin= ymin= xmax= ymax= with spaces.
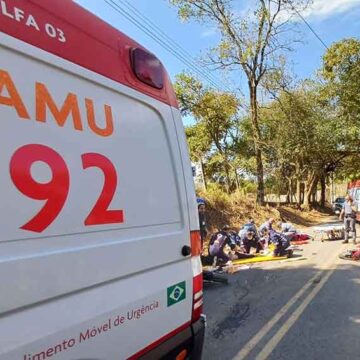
xmin=197 ymin=193 xmax=359 ymax=266
xmin=197 ymin=198 xmax=295 ymax=265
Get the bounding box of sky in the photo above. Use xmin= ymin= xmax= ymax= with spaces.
xmin=75 ymin=0 xmax=360 ymax=95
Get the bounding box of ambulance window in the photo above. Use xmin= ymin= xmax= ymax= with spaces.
xmin=356 ymin=189 xmax=360 ymax=201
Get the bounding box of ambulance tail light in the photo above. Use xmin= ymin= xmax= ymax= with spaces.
xmin=192 ymin=273 xmax=203 ymax=322
xmin=131 ymin=48 xmax=164 ymax=89
xmin=190 ymin=230 xmax=202 ymax=256
xmin=175 ymin=349 xmax=188 ymax=360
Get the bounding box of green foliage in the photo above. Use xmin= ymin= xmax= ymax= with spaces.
xmin=258 ymin=79 xmax=351 ymax=206
xmin=171 ymin=4 xmax=360 ymax=205
xmin=205 ymin=183 xmax=231 ymax=205
xmin=322 ymin=38 xmax=360 ymax=128
xmin=185 ymin=123 xmax=211 ymax=162
xmin=335 ymin=156 xmax=360 ymax=181
xmin=322 ymin=38 xmax=360 ymax=82
xmin=179 ymin=68 xmax=359 ymax=204
xmin=238 ymin=180 xmax=257 ymax=195
xmin=169 ymin=0 xmax=310 ymax=204
xmin=174 ymin=73 xmax=203 ymax=116
xmin=175 ymin=72 xmax=245 ymax=191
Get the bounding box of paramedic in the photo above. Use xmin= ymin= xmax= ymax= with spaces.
xmin=340 ymin=195 xmax=357 ymax=244
xmin=259 ymin=218 xmax=275 ymax=236
xmin=197 ymin=198 xmax=208 ymax=248
xmin=263 ymin=228 xmax=291 ymax=257
xmin=240 ymin=229 xmax=262 ymax=254
xmin=278 ymin=221 xmax=297 ymax=241
xmin=209 ymin=226 xmax=253 ymax=262
xmin=239 ymin=218 xmax=259 ymax=240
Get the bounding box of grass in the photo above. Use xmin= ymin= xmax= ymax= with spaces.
xmin=198 ymin=189 xmax=333 ymax=234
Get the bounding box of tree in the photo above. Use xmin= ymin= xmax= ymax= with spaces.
xmin=174 ymin=72 xmax=241 ymax=192
xmin=174 ymin=73 xmax=204 ymax=116
xmin=261 ymin=80 xmax=343 ymax=208
xmin=322 ymin=38 xmax=360 ymax=145
xmin=319 ymin=38 xmax=360 ymax=197
xmin=185 ymin=123 xmax=211 ymax=188
xmin=322 ymin=38 xmax=360 ymax=118
xmin=169 ymin=0 xmax=309 ymax=204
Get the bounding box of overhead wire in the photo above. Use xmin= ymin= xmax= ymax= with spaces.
xmin=286 ymin=0 xmax=329 ymax=49
xmin=103 ymin=0 xmax=236 ymax=93
xmin=117 ymin=0 xmax=236 ymax=92
xmin=104 ymin=0 xmax=228 ymax=91
xmin=102 ymin=0 xmax=329 ymax=98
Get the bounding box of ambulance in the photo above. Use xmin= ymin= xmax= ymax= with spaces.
xmin=347 ymin=180 xmax=360 ymax=220
xmin=0 ymin=0 xmax=205 ymax=359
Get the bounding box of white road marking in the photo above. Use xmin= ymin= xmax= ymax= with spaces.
xmin=255 ymin=263 xmax=337 ymax=360
xmin=233 ymin=250 xmax=339 ymax=360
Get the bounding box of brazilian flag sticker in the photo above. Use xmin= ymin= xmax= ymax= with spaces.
xmin=167 ymin=281 xmax=186 ymax=307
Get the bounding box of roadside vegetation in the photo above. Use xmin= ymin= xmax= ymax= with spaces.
xmin=169 ymin=0 xmax=360 ymax=215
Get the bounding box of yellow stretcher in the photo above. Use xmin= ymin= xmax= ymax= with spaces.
xmin=232 ymin=255 xmax=287 ymax=265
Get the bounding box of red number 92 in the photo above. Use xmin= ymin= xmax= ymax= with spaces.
xmin=10 ymin=144 xmax=124 ymax=233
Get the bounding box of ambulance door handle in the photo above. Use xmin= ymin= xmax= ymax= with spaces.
xmin=181 ymin=245 xmax=191 ymax=257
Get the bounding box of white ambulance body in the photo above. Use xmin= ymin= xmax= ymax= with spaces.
xmin=0 ymin=0 xmax=204 ymax=359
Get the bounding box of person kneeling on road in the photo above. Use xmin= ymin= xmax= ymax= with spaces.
xmin=228 ymin=230 xmax=242 ymax=249
xmin=209 ymin=226 xmax=253 ymax=263
xmin=263 ymin=228 xmax=291 ymax=257
xmin=239 ymin=218 xmax=259 ymax=239
xmin=240 ymin=229 xmax=262 ymax=254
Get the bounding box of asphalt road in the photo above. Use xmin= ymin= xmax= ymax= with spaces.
xmin=202 ymin=220 xmax=360 ymax=360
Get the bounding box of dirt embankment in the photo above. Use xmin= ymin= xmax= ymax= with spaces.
xmin=199 ymin=191 xmax=333 ymax=234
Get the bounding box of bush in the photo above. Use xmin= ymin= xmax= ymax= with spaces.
xmin=239 ymin=181 xmax=257 ymax=195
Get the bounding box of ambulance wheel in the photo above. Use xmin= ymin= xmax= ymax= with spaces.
xmin=287 ymin=250 xmax=294 ymax=258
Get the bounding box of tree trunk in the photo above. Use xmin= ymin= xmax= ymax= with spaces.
xmin=303 ymin=185 xmax=311 ymax=208
xmin=255 ymin=148 xmax=265 ymax=204
xmin=223 ymin=160 xmax=231 ymax=194
xmin=301 ymin=183 xmax=305 ymax=204
xmin=286 ymin=177 xmax=291 ymax=203
xmin=249 ymin=83 xmax=265 ymax=205
xmin=234 ymin=169 xmax=240 ymax=190
xmin=303 ymin=171 xmax=318 ymax=208
xmin=295 ymin=161 xmax=303 ymax=206
xmin=296 ymin=179 xmax=302 ymax=206
xmin=200 ymin=159 xmax=207 ymax=191
xmin=320 ymin=173 xmax=326 ymax=207
xmin=314 ymin=178 xmax=319 ymax=204
xmin=286 ymin=191 xmax=290 ymax=203
xmin=311 ymin=191 xmax=316 ymax=204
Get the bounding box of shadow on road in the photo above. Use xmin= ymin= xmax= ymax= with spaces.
xmin=203 ymin=260 xmax=360 ymax=360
